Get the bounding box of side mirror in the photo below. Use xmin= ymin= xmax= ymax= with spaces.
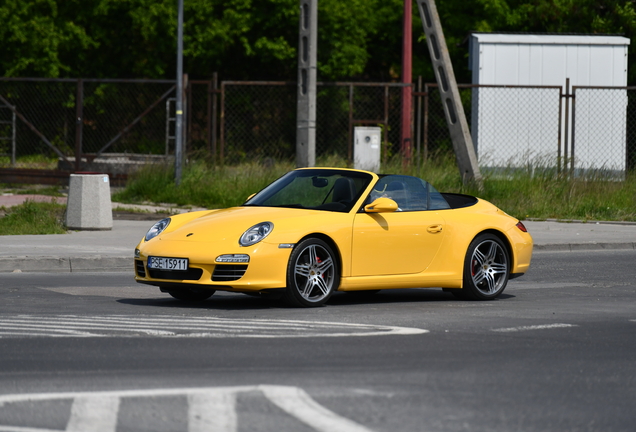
xmin=365 ymin=197 xmax=398 ymax=213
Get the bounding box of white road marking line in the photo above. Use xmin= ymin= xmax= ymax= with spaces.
xmin=66 ymin=395 xmax=120 ymax=432
xmin=0 ymin=331 xmax=98 ymax=338
xmin=0 ymin=315 xmax=428 ymax=338
xmin=3 ymin=314 xmax=404 ymax=332
xmin=261 ymin=385 xmax=374 ymax=432
xmin=0 ymin=426 xmax=63 ymax=432
xmin=188 ymin=390 xmax=237 ymax=432
xmin=0 ymin=386 xmax=375 ymax=432
xmin=492 ymin=323 xmax=577 ymax=333
xmin=0 ymin=323 xmax=173 ymax=337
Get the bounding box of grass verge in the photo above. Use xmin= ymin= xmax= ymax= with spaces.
xmin=0 ymin=200 xmax=67 ymax=235
xmin=111 ymin=155 xmax=636 ymax=222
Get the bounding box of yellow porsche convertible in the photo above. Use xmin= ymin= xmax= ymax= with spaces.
xmin=134 ymin=167 xmax=532 ymax=307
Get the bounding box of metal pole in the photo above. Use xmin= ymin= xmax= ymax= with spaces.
xmin=348 ymin=84 xmax=353 ymax=164
xmin=11 ymin=105 xmax=16 ymax=167
xmin=423 ymin=83 xmax=429 ymax=162
xmin=564 ymin=78 xmax=570 ymax=176
xmin=296 ymin=0 xmax=317 ymax=167
xmin=416 ymin=75 xmax=422 ymax=175
xmin=416 ymin=0 xmax=482 ymax=187
xmin=211 ymin=72 xmax=218 ymax=163
xmin=384 ymin=85 xmax=389 ymax=167
xmin=74 ymin=79 xmax=83 ymax=171
xmin=220 ymin=82 xmax=225 ymax=165
xmin=401 ymin=0 xmax=413 ymax=167
xmin=186 ymin=73 xmax=191 ymax=154
xmin=570 ymin=83 xmax=576 ymax=175
xmin=175 ymin=0 xmax=184 ymax=185
xmin=557 ymin=85 xmax=563 ymax=175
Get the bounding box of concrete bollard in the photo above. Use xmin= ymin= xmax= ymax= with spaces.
xmin=66 ymin=173 xmax=113 ymax=230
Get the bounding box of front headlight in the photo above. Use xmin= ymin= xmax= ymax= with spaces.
xmin=145 ymin=218 xmax=171 ymax=242
xmin=239 ymin=222 xmax=274 ymax=247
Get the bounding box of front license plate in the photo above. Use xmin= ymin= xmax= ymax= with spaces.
xmin=147 ymin=256 xmax=189 ymax=271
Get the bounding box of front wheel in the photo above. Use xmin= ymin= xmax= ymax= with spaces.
xmin=461 ymin=234 xmax=510 ymax=300
xmin=283 ymin=238 xmax=340 ymax=307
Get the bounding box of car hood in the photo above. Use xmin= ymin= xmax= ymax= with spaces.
xmin=154 ymin=206 xmax=351 ymax=245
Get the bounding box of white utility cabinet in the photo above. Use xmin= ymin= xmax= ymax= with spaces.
xmin=469 ymin=33 xmax=630 ymax=173
xmin=354 ymin=126 xmax=381 ymax=173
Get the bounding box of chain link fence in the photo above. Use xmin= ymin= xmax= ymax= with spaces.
xmin=572 ymin=87 xmax=636 ymax=174
xmin=81 ymin=80 xmax=175 ymax=156
xmin=468 ymin=85 xmax=562 ymax=171
xmin=418 ymin=84 xmax=636 ymax=176
xmin=0 ymin=78 xmax=175 ymax=171
xmin=220 ymin=82 xmax=297 ymax=164
xmin=219 ymin=82 xmax=405 ymax=165
xmin=0 ymin=79 xmax=76 ymax=167
xmin=1 ymin=77 xmax=636 ymax=177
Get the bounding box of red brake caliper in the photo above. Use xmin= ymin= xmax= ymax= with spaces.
xmin=316 ymin=256 xmax=323 ymax=278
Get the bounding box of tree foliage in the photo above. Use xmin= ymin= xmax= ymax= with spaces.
xmin=1 ymin=0 xmax=634 ymax=83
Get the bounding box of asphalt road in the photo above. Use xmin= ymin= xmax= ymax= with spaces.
xmin=0 ymin=249 xmax=635 ymax=432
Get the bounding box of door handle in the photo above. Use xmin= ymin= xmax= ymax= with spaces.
xmin=427 ymin=225 xmax=443 ymax=233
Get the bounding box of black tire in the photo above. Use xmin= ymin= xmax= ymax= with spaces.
xmin=461 ymin=234 xmax=510 ymax=300
xmin=167 ymin=288 xmax=215 ymax=302
xmin=283 ymin=238 xmax=340 ymax=307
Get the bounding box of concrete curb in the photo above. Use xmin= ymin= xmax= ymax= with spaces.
xmin=526 ymin=218 xmax=636 ymax=226
xmin=0 ymin=256 xmax=132 ymax=273
xmin=534 ymin=243 xmax=636 ymax=252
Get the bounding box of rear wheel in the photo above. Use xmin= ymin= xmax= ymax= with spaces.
xmin=166 ymin=289 xmax=215 ymax=302
xmin=283 ymin=238 xmax=339 ymax=307
xmin=461 ymin=234 xmax=510 ymax=300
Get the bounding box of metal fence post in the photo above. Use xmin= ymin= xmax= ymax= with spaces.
xmin=415 ymin=76 xmax=422 ymax=175
xmin=75 ymin=79 xmax=84 ymax=171
xmin=570 ymin=83 xmax=576 ymax=175
xmin=423 ymin=83 xmax=429 ymax=163
xmin=11 ymin=105 xmax=16 ymax=166
xmin=207 ymin=73 xmax=217 ymax=162
xmin=557 ymin=85 xmax=563 ymax=175
xmin=211 ymin=73 xmax=218 ymax=164
xmin=348 ymin=84 xmax=353 ymax=164
xmin=186 ymin=74 xmax=192 ymax=154
xmin=220 ymin=82 xmax=225 ymax=166
xmin=563 ymin=78 xmax=571 ymax=176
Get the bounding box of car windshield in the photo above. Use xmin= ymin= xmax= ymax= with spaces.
xmin=243 ymin=169 xmax=373 ymax=212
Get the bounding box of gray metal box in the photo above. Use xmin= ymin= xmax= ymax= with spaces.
xmin=354 ymin=127 xmax=381 ymax=173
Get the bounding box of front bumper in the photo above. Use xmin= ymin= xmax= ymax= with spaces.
xmin=134 ymin=240 xmax=293 ymax=292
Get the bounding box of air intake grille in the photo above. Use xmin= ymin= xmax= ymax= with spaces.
xmin=135 ymin=260 xmax=146 ymax=278
xmin=212 ymin=265 xmax=248 ymax=282
xmin=147 ymin=268 xmax=203 ymax=281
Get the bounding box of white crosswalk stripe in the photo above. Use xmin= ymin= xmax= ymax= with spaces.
xmin=66 ymin=395 xmax=120 ymax=432
xmin=188 ymin=390 xmax=237 ymax=432
xmin=0 ymin=386 xmax=375 ymax=432
xmin=0 ymin=315 xmax=428 ymax=338
xmin=491 ymin=323 xmax=577 ymax=332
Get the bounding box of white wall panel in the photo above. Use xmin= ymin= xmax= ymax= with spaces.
xmin=469 ymin=34 xmax=630 ymax=173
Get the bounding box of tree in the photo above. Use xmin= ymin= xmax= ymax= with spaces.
xmin=0 ymin=0 xmax=95 ymax=77
xmin=1 ymin=0 xmax=634 ymax=83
